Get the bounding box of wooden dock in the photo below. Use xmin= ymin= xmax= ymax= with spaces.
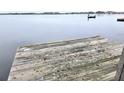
xmin=8 ymin=36 xmax=124 ymax=81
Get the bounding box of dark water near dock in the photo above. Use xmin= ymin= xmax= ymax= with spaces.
xmin=0 ymin=14 xmax=124 ymax=80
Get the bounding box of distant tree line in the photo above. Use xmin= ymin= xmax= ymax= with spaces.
xmin=0 ymin=11 xmax=124 ymax=15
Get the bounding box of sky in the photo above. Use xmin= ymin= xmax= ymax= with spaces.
xmin=0 ymin=0 xmax=124 ymax=12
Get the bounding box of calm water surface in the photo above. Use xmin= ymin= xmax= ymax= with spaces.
xmin=0 ymin=14 xmax=124 ymax=80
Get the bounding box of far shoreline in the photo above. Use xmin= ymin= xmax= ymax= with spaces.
xmin=0 ymin=11 xmax=124 ymax=15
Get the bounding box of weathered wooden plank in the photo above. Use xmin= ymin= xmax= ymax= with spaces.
xmin=10 ymin=42 xmax=122 ymax=71
xmin=8 ymin=36 xmax=124 ymax=81
xmin=18 ymin=36 xmax=105 ymax=50
xmin=115 ymin=48 xmax=124 ymax=81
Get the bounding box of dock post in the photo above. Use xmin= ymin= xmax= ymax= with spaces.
xmin=115 ymin=48 xmax=124 ymax=81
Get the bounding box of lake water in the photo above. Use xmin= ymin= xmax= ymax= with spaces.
xmin=0 ymin=14 xmax=124 ymax=80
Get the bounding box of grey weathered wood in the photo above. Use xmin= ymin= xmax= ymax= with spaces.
xmin=115 ymin=48 xmax=124 ymax=81
xmin=8 ymin=36 xmax=124 ymax=81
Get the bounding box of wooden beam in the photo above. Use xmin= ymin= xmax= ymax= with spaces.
xmin=115 ymin=48 xmax=124 ymax=81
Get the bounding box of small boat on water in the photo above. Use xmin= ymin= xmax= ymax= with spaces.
xmin=88 ymin=15 xmax=96 ymax=18
xmin=88 ymin=14 xmax=96 ymax=18
xmin=117 ymin=18 xmax=124 ymax=21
